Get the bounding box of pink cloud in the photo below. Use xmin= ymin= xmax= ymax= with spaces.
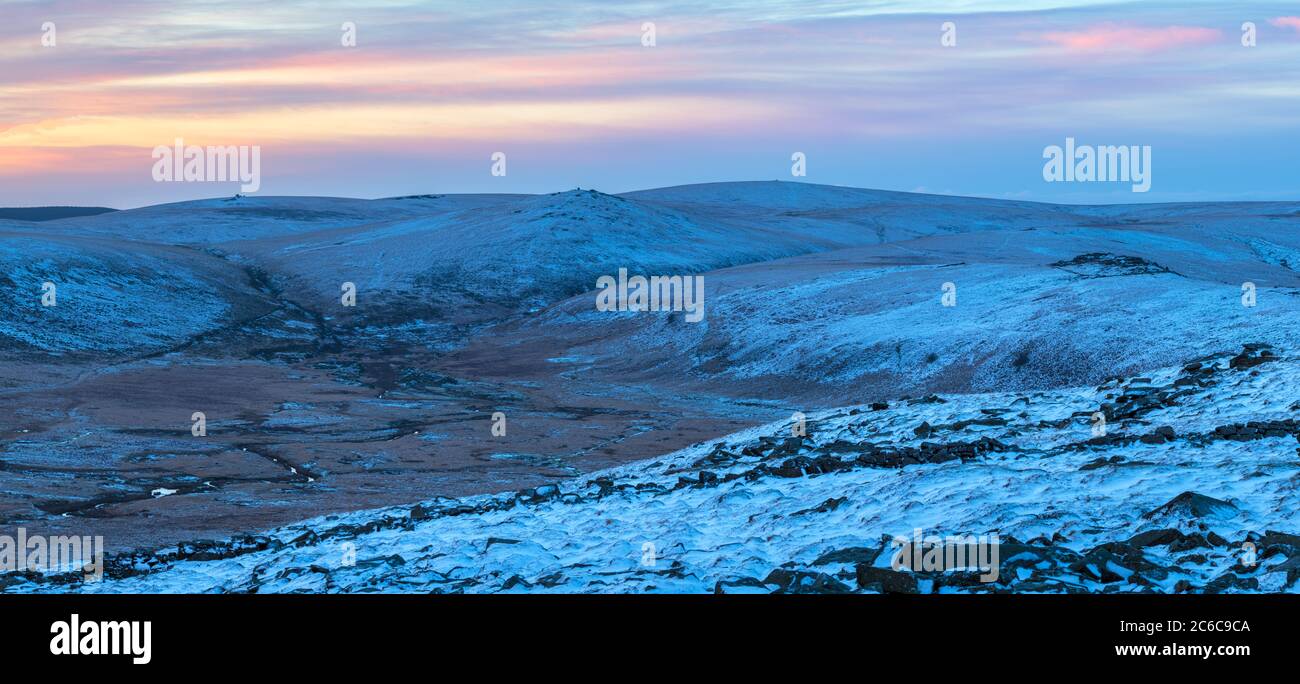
xmin=1269 ymin=16 xmax=1300 ymax=33
xmin=1039 ymin=23 xmax=1221 ymax=52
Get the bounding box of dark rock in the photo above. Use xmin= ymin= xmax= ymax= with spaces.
xmin=1265 ymin=556 xmax=1300 ymax=587
xmin=1168 ymin=533 xmax=1212 ymax=552
xmin=289 ymin=530 xmax=320 ymax=547
xmin=1127 ymin=528 xmax=1184 ymax=547
xmin=1078 ymin=543 xmax=1165 ymax=583
xmin=485 ymin=537 xmax=520 ymax=549
xmin=1205 ymin=571 xmax=1259 ymax=593
xmin=502 ymin=575 xmax=533 ymax=590
xmin=770 ymin=456 xmax=813 ymax=478
xmin=1080 ymin=455 xmax=1124 ymax=471
xmin=1069 ymin=548 xmax=1129 ymax=583
xmin=1050 ymin=253 xmax=1174 ymax=278
xmin=855 ymin=565 xmax=919 ymax=594
xmin=1259 ymin=530 xmax=1300 ymax=559
xmin=763 ymin=569 xmax=852 ymax=594
xmin=793 ymin=496 xmax=848 ymax=516
xmin=812 ymin=546 xmax=880 ymax=566
xmin=1229 ymin=347 xmax=1277 ymax=370
xmin=516 ymin=484 xmax=562 ymax=504
xmin=1142 ymin=491 xmax=1238 ymax=520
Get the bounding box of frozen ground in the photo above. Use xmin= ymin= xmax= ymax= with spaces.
xmin=0 ymin=181 xmax=1297 ymax=592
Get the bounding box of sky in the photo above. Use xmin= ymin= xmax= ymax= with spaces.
xmin=1 ymin=0 xmax=1298 ymax=208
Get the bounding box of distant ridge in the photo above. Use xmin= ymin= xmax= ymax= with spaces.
xmin=0 ymin=206 xmax=117 ymax=222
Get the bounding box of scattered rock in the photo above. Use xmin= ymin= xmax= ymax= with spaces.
xmin=1142 ymin=491 xmax=1238 ymax=520
xmin=812 ymin=547 xmax=881 ymax=566
xmin=763 ymin=569 xmax=852 ymax=594
xmin=1127 ymin=528 xmax=1184 ymax=547
xmin=1229 ymin=345 xmax=1277 ymax=370
xmin=855 ymin=565 xmax=919 ymax=594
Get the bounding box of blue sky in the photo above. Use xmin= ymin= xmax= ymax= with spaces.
xmin=1 ymin=0 xmax=1298 ymax=207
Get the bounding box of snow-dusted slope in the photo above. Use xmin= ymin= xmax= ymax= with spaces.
xmin=625 ymin=180 xmax=1084 ymax=245
xmin=215 ymin=184 xmax=1067 ymax=338
xmin=10 ymin=344 xmax=1298 ymax=594
xmin=456 ymin=203 xmax=1300 ymax=404
xmin=31 ymin=194 xmax=523 ymax=245
xmin=0 ymin=231 xmax=268 ymax=357
xmin=223 ymin=189 xmax=802 ymax=330
xmin=21 ymin=183 xmax=1087 ymax=347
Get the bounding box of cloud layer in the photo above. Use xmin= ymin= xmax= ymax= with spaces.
xmin=2 ymin=1 xmax=1299 ymax=206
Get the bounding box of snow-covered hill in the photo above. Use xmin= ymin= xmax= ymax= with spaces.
xmin=0 ymin=230 xmax=268 ymax=357
xmin=449 ymin=197 xmax=1300 ymax=404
